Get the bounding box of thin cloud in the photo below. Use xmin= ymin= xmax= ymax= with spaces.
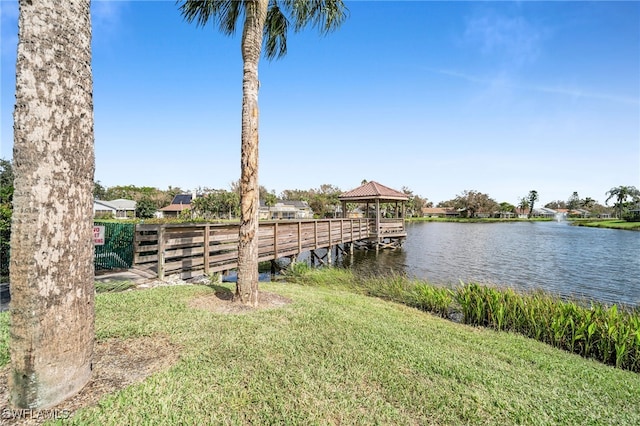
xmin=531 ymin=84 xmax=640 ymax=106
xmin=92 ymin=0 xmax=128 ymax=36
xmin=429 ymin=68 xmax=640 ymax=106
xmin=464 ymin=9 xmax=545 ymax=66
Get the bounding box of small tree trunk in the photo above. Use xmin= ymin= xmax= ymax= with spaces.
xmin=236 ymin=0 xmax=268 ymax=307
xmin=9 ymin=0 xmax=95 ymax=409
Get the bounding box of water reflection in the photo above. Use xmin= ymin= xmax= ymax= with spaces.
xmin=341 ymin=248 xmax=408 ymax=279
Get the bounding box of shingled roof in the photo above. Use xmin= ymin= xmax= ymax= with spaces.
xmin=339 ymin=181 xmax=408 ymax=202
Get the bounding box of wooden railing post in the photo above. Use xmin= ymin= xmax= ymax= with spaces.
xmin=314 ymin=221 xmax=318 ymax=250
xmin=157 ymin=225 xmax=165 ymax=280
xmin=327 ymin=219 xmax=332 ymax=265
xmin=273 ymin=222 xmax=279 ymax=259
xmin=204 ymin=224 xmax=210 ymax=275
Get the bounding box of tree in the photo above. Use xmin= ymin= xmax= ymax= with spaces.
xmin=605 ymin=185 xmax=640 ymax=219
xmin=136 ymin=198 xmax=158 ymax=219
xmin=263 ymin=191 xmax=277 ymax=208
xmin=221 ymin=190 xmax=240 ymax=219
xmin=0 ymin=159 xmax=14 ymax=277
xmin=527 ymin=190 xmax=539 ymax=219
xmin=308 ymin=184 xmax=342 ymax=218
xmin=518 ymin=197 xmax=529 ymax=216
xmin=581 ymin=197 xmax=596 ymax=210
xmin=103 ymin=184 xmax=181 ymax=210
xmin=178 ymin=0 xmax=347 ymax=306
xmin=453 ymin=190 xmax=498 ymax=218
xmin=10 ymin=0 xmax=94 ymax=408
xmin=93 ymin=180 xmax=107 ymax=200
xmin=401 ymin=186 xmax=430 ymax=218
xmin=191 ymin=189 xmax=239 ymax=220
xmin=545 ymin=200 xmax=566 ymax=209
xmin=567 ymin=191 xmax=580 ymax=212
xmin=280 ymin=188 xmax=311 ymax=202
xmin=0 ymin=159 xmax=14 ymax=197
xmin=499 ymin=202 xmax=516 ymax=215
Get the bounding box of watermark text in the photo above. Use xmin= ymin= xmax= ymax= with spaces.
xmin=2 ymin=408 xmax=71 ymax=420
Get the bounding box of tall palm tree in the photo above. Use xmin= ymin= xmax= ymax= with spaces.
xmin=527 ymin=190 xmax=539 ymax=219
xmin=178 ymin=0 xmax=347 ymax=306
xmin=606 ymin=185 xmax=640 ymax=219
xmin=10 ymin=0 xmax=95 ymax=408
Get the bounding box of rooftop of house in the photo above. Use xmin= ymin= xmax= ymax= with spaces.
xmin=94 ymin=199 xmax=136 ymax=210
xmin=170 ymin=194 xmax=193 ymax=205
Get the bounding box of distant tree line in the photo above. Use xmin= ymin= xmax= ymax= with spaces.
xmin=3 ymin=158 xmax=638 ymax=242
xmin=93 ymin=180 xmax=434 ymax=221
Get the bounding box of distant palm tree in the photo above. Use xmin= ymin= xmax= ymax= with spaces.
xmin=581 ymin=197 xmax=596 ymax=210
xmin=10 ymin=0 xmax=95 ymax=408
xmin=606 ymin=185 xmax=640 ymax=219
xmin=178 ymin=0 xmax=348 ymax=306
xmin=264 ymin=192 xmax=277 ymax=208
xmin=518 ymin=198 xmax=529 ymax=217
xmin=567 ymin=191 xmax=580 ymax=212
xmin=527 ymin=190 xmax=538 ymax=219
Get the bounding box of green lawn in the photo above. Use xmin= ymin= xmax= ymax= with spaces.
xmin=407 ymin=217 xmax=553 ymax=223
xmin=1 ymin=283 xmax=640 ymax=425
xmin=570 ymin=219 xmax=640 ymax=230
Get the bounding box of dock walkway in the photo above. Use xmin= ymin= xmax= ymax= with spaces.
xmin=133 ymin=218 xmax=405 ymax=279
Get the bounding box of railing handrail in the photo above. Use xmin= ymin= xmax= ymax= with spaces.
xmin=132 ymin=217 xmax=404 ymax=279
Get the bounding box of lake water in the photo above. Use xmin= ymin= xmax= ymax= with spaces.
xmin=338 ymin=221 xmax=640 ymax=308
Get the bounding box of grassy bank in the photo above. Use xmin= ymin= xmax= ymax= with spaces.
xmin=570 ymin=218 xmax=640 ymax=231
xmin=286 ymin=266 xmax=640 ymax=373
xmin=2 ymin=279 xmax=640 ymax=424
xmin=407 ymin=217 xmax=553 ymax=223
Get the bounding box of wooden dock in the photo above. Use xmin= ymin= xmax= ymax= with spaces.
xmin=133 ymin=218 xmax=405 ymax=279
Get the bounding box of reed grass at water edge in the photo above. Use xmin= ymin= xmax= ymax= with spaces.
xmin=285 ymin=264 xmax=640 ymax=373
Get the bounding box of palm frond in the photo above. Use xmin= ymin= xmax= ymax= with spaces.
xmin=282 ymin=0 xmax=348 ymax=34
xmin=264 ymin=3 xmax=289 ymax=59
xmin=177 ymin=0 xmax=243 ymax=36
xmin=178 ymin=0 xmax=348 ymax=60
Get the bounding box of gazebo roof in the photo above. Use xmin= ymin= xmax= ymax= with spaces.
xmin=339 ymin=181 xmax=409 ymax=202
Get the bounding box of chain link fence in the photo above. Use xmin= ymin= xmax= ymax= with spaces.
xmin=0 ymin=221 xmax=135 ymax=278
xmin=94 ymin=221 xmax=135 ymax=271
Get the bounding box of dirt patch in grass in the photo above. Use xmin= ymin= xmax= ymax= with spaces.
xmin=188 ymin=288 xmax=293 ymax=314
xmin=0 ymin=286 xmax=292 ymax=424
xmin=0 ymin=335 xmax=180 ymax=425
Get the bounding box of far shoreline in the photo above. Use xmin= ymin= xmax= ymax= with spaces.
xmin=405 ymin=216 xmax=640 ymax=230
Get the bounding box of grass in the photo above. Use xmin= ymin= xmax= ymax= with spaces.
xmin=407 ymin=217 xmax=553 ymax=223
xmin=570 ymin=219 xmax=640 ymax=231
xmin=3 ymin=277 xmax=639 ymax=424
xmin=0 ymin=311 xmax=8 ymax=366
xmin=285 ymin=266 xmax=640 ymax=373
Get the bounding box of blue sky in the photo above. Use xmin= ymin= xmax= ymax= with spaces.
xmin=1 ymin=1 xmax=639 ymax=206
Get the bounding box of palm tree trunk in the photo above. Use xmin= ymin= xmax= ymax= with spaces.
xmin=10 ymin=0 xmax=95 ymax=408
xmin=236 ymin=0 xmax=268 ymax=307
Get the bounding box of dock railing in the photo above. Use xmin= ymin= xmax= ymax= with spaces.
xmin=133 ymin=218 xmax=371 ymax=279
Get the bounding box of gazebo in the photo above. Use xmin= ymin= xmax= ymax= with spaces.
xmin=339 ymin=181 xmax=409 ymax=250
